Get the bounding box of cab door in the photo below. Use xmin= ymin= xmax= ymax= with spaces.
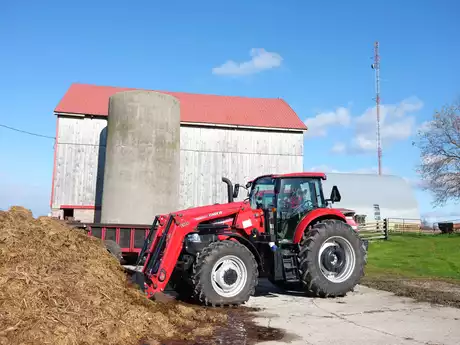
xmin=275 ymin=178 xmax=323 ymax=242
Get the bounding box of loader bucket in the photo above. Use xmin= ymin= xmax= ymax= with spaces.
xmin=149 ymin=291 xmax=176 ymax=303
xmin=132 ymin=271 xmax=146 ymax=292
xmin=126 ymin=267 xmax=175 ymax=303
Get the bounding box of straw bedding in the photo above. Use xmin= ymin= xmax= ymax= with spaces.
xmin=0 ymin=206 xmax=226 ymax=345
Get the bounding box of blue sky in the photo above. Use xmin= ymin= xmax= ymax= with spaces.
xmin=0 ymin=0 xmax=459 ymax=222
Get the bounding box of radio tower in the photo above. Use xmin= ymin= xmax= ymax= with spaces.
xmin=372 ymin=41 xmax=382 ymax=175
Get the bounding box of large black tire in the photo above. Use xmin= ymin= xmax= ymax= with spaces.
xmin=191 ymin=240 xmax=258 ymax=307
xmin=298 ymin=219 xmax=367 ymax=297
xmin=104 ymin=240 xmax=123 ymax=263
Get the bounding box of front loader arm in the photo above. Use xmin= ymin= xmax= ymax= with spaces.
xmin=142 ymin=214 xmax=196 ymax=297
xmin=140 ymin=202 xmax=266 ymax=299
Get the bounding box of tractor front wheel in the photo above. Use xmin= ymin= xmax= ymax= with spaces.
xmin=298 ymin=219 xmax=367 ymax=297
xmin=191 ymin=240 xmax=258 ymax=307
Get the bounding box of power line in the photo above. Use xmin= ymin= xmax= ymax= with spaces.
xmin=0 ymin=123 xmax=104 ymax=147
xmin=0 ymin=123 xmax=55 ymax=139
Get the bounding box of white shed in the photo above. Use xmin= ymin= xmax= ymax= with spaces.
xmin=322 ymin=172 xmax=421 ymax=226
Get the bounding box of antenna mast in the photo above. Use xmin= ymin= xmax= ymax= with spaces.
xmin=372 ymin=41 xmax=382 ymax=175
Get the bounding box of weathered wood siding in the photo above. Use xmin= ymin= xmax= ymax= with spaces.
xmin=52 ymin=117 xmax=304 ymax=214
xmin=179 ymin=126 xmax=303 ymax=209
xmin=52 ymin=116 xmax=107 ymax=208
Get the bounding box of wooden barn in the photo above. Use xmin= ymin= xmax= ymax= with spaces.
xmin=50 ymin=83 xmax=307 ymax=222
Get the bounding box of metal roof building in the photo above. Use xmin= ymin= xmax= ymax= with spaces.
xmin=322 ymin=172 xmax=420 ymax=224
xmin=50 ymin=83 xmax=307 ymax=222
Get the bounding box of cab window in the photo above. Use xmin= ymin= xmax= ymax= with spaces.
xmin=249 ymin=177 xmax=275 ymax=209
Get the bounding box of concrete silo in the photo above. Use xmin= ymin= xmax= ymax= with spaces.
xmin=100 ymin=90 xmax=181 ymax=224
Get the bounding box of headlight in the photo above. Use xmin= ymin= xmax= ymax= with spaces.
xmin=186 ymin=233 xmax=201 ymax=243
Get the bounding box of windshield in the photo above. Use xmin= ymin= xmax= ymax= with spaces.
xmin=278 ymin=177 xmax=326 ymax=210
xmin=249 ymin=176 xmax=275 ymax=209
xmin=276 ymin=177 xmax=326 ymax=241
xmin=249 ymin=176 xmax=326 ymax=210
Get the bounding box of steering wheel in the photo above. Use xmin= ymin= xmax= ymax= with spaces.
xmin=281 ymin=198 xmax=291 ymax=211
xmin=287 ymin=199 xmax=314 ymax=218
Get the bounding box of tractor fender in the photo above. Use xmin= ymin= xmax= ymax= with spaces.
xmin=292 ymin=208 xmax=347 ymax=244
xmin=218 ymin=234 xmax=263 ymax=272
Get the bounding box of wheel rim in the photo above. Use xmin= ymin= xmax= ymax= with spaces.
xmin=317 ymin=236 xmax=356 ymax=283
xmin=211 ymin=255 xmax=247 ymax=298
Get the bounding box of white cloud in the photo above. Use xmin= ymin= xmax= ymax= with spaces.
xmin=331 ymin=142 xmax=346 ymax=154
xmin=331 ymin=97 xmax=424 ymax=154
xmin=417 ymin=120 xmax=433 ymax=133
xmin=304 ymin=106 xmax=351 ymax=138
xmin=212 ymin=48 xmax=283 ymax=76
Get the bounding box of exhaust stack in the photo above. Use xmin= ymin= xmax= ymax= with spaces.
xmin=222 ymin=177 xmax=234 ymax=203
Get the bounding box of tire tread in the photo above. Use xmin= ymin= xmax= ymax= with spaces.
xmin=298 ymin=219 xmax=366 ymax=297
xmin=190 ymin=240 xmax=259 ymax=307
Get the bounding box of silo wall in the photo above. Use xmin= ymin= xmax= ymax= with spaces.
xmin=100 ymin=90 xmax=180 ymax=224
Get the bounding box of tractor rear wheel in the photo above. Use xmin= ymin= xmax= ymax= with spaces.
xmin=191 ymin=240 xmax=258 ymax=307
xmin=298 ymin=219 xmax=367 ymax=297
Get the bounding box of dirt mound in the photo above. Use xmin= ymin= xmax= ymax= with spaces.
xmin=0 ymin=206 xmax=226 ymax=345
xmin=362 ymin=276 xmax=460 ymax=309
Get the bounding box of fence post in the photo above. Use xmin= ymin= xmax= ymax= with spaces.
xmin=383 ymin=218 xmax=387 ymax=240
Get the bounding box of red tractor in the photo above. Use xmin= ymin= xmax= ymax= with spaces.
xmin=131 ymin=172 xmax=368 ymax=306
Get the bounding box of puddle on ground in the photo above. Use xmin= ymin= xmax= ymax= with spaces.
xmin=145 ymin=306 xmax=297 ymax=345
xmin=131 ymin=278 xmax=299 ymax=345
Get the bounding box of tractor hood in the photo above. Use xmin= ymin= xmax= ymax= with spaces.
xmin=173 ymin=201 xmax=247 ymax=220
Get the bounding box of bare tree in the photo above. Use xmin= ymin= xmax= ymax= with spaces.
xmin=413 ymin=98 xmax=460 ymax=206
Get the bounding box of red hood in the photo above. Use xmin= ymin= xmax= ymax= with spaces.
xmin=172 ymin=201 xmax=246 ymax=217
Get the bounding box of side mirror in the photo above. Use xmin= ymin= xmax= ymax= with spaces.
xmin=330 ymin=185 xmax=341 ymax=203
xmin=245 ymin=181 xmax=252 ymax=189
xmin=233 ymin=184 xmax=240 ymax=199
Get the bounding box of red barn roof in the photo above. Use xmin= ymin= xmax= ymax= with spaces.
xmin=54 ymin=83 xmax=308 ymax=131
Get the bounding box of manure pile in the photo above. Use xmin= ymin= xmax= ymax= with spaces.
xmin=0 ymin=207 xmax=226 ymax=345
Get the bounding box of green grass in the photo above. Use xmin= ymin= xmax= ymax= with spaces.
xmin=365 ymin=232 xmax=460 ymax=282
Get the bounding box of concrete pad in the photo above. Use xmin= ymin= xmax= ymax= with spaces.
xmin=246 ymin=279 xmax=460 ymax=345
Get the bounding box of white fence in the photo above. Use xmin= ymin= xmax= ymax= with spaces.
xmin=357 ymin=218 xmax=424 ymax=241
xmin=357 ymin=221 xmax=388 ymax=241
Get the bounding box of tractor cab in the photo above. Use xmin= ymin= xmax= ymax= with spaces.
xmin=247 ymin=173 xmax=342 ymax=242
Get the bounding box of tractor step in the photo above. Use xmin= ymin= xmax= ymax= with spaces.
xmin=282 ymin=253 xmax=300 ymax=283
